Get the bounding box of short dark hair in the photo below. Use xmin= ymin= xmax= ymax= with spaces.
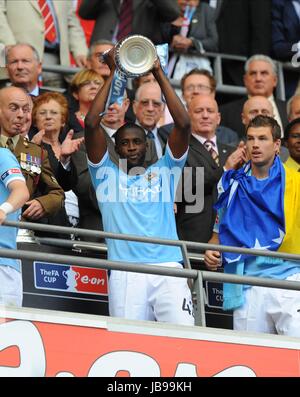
xmin=284 ymin=117 xmax=300 ymax=141
xmin=246 ymin=115 xmax=281 ymax=140
xmin=181 ymin=68 xmax=216 ymax=93
xmin=114 ymin=122 xmax=146 ymax=144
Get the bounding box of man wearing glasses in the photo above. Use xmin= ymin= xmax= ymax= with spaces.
xmin=159 ymin=68 xmax=240 ymax=148
xmin=133 ymin=82 xmax=166 ymax=159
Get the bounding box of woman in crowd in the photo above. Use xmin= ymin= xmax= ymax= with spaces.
xmin=32 ymin=92 xmax=84 ymax=234
xmin=68 ymin=69 xmax=104 ymax=133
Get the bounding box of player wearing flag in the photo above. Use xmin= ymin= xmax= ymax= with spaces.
xmin=204 ymin=115 xmax=300 ymax=336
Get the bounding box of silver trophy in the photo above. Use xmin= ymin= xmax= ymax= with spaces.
xmin=102 ymin=35 xmax=158 ymax=78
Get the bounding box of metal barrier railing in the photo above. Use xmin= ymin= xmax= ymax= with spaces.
xmin=3 ymin=220 xmax=300 ymax=328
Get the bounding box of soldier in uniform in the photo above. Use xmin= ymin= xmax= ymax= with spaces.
xmin=0 ymin=86 xmax=64 ymax=225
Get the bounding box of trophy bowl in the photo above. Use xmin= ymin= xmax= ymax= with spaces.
xmin=115 ymin=35 xmax=157 ymax=78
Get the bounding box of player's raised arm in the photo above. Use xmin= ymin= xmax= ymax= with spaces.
xmin=84 ymin=48 xmax=116 ymax=163
xmin=152 ymin=59 xmax=190 ymax=158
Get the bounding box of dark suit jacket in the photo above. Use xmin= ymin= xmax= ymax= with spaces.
xmin=216 ymin=0 xmax=272 ymax=56
xmin=201 ymin=0 xmax=223 ymax=20
xmin=79 ymin=0 xmax=180 ymax=45
xmin=159 ymin=123 xmax=239 ymax=148
xmin=272 ymin=0 xmax=300 ymax=61
xmin=176 ymin=136 xmax=234 ymax=245
xmin=41 ymin=142 xmax=78 ymax=192
xmin=220 ymin=96 xmax=289 ymax=139
xmin=210 ymin=0 xmax=272 ymax=85
xmin=162 ymin=2 xmax=218 ymax=53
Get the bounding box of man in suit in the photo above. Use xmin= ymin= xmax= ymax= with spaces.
xmin=167 ymin=0 xmax=218 ymax=55
xmin=0 ymin=0 xmax=88 ymax=86
xmin=78 ymin=0 xmax=180 ymax=45
xmin=86 ymin=40 xmax=114 ymax=80
xmin=0 ymin=86 xmax=64 ymax=225
xmin=220 ymin=54 xmax=289 ymax=140
xmin=159 ymin=68 xmax=240 ymax=147
xmin=175 ymin=94 xmax=246 ymax=245
xmin=164 ymin=0 xmax=217 ymax=79
xmin=133 ymin=82 xmax=166 ymax=158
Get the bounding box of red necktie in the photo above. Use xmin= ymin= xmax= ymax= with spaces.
xmin=116 ymin=0 xmax=133 ymax=41
xmin=204 ymin=140 xmax=220 ymax=166
xmin=38 ymin=0 xmax=57 ymax=43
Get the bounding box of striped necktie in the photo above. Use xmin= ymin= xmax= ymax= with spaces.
xmin=204 ymin=139 xmax=219 ymax=166
xmin=116 ymin=0 xmax=133 ymax=41
xmin=147 ymin=130 xmax=155 ymax=139
xmin=38 ymin=0 xmax=57 ymax=43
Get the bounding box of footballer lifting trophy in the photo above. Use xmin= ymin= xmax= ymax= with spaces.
xmin=102 ymin=35 xmax=158 ymax=78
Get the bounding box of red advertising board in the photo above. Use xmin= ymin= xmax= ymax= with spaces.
xmin=1 ymin=308 xmax=300 ymax=377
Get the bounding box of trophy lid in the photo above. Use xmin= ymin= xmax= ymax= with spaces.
xmin=115 ymin=35 xmax=157 ymax=78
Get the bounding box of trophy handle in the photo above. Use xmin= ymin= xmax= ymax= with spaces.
xmin=99 ymin=49 xmax=110 ymax=64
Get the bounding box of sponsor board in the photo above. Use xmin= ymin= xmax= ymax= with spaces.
xmin=1 ymin=309 xmax=300 ymax=377
xmin=34 ymin=261 xmax=108 ymax=295
xmin=205 ymin=281 xmax=223 ymax=309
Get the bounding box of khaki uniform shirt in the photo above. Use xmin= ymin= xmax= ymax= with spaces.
xmin=0 ymin=135 xmax=64 ymax=216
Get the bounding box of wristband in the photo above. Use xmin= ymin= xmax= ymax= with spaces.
xmin=0 ymin=202 xmax=14 ymax=215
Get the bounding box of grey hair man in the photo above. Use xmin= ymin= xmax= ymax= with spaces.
xmin=6 ymin=43 xmax=43 ymax=96
xmin=86 ymin=39 xmax=114 ymax=79
xmin=220 ymin=54 xmax=288 ymax=139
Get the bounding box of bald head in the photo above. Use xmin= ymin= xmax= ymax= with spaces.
xmin=287 ymin=94 xmax=300 ymax=121
xmin=135 ymin=82 xmax=162 ymax=102
xmin=188 ymin=94 xmax=218 ymax=112
xmin=242 ymin=95 xmax=274 ymax=126
xmin=0 ymin=86 xmax=31 ymax=137
xmin=188 ymin=95 xmax=220 ymax=138
xmin=0 ymin=86 xmax=28 ymax=103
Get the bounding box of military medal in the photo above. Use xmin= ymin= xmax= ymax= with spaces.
xmin=20 ymin=153 xmax=27 ymax=170
xmin=26 ymin=154 xmax=32 ymax=171
xmin=36 ymin=156 xmax=41 ymax=174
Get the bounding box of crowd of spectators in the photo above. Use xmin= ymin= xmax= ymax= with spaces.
xmin=0 ymin=0 xmax=300 ymax=334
